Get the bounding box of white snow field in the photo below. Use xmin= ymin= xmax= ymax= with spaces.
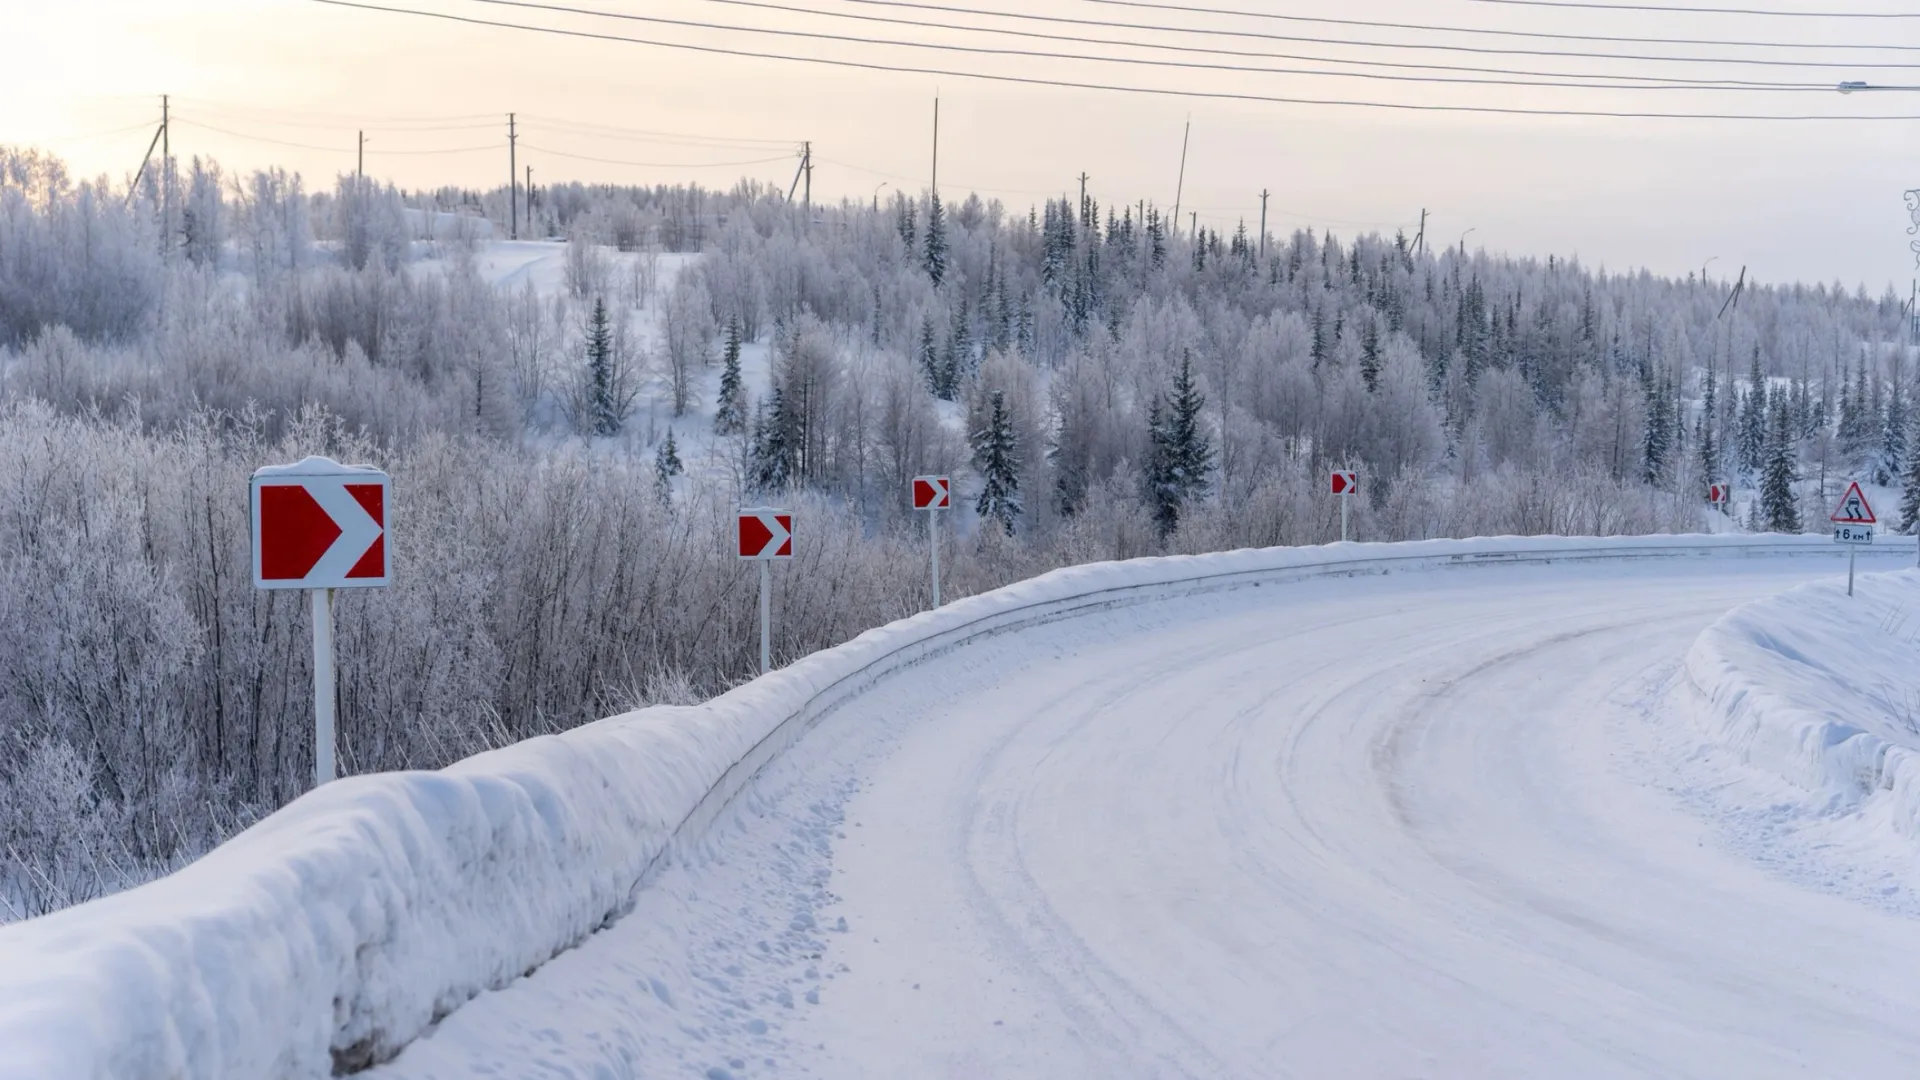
xmin=4 ymin=536 xmax=1920 ymax=1079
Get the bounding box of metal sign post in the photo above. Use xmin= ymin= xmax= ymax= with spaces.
xmin=912 ymin=476 xmax=952 ymax=609
xmin=251 ymin=457 xmax=392 ymax=788
xmin=738 ymin=507 xmax=794 ymax=674
xmin=1830 ymin=481 xmax=1878 ymax=598
xmin=1330 ymin=470 xmax=1358 ymax=542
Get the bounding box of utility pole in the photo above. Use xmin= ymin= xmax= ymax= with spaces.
xmin=931 ymin=97 xmax=940 ymax=197
xmin=1259 ymin=188 xmax=1269 ymax=259
xmin=802 ymin=141 xmax=812 ymax=219
xmin=526 ymin=165 xmax=534 ymax=232
xmin=1190 ymin=211 xmax=1197 ymax=239
xmin=1413 ymin=208 xmax=1428 ymax=258
xmin=508 ymin=113 xmax=518 ymax=241
xmin=357 ymin=130 xmax=365 ymax=181
xmin=1078 ymin=171 xmax=1089 ymax=224
xmin=1171 ymin=118 xmax=1190 ymax=237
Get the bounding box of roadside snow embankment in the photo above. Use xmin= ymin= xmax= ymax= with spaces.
xmin=0 ymin=534 xmax=1892 ymax=1080
xmin=1686 ymin=567 xmax=1920 ymax=829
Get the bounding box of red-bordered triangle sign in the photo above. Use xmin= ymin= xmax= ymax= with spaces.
xmin=1831 ymin=481 xmax=1877 ymax=525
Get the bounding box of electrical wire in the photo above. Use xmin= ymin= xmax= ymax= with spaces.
xmin=518 ymin=114 xmax=797 ymax=147
xmin=447 ymin=0 xmax=1908 ymax=87
xmin=518 ymin=143 xmax=795 ymax=167
xmin=879 ymin=0 xmax=1920 ymax=54
xmin=302 ymin=0 xmax=1920 ymax=119
xmin=168 ymin=97 xmax=502 ymax=125
xmin=173 ymin=117 xmax=497 ymax=154
xmin=1452 ymin=0 xmax=1920 ymax=16
xmin=688 ymin=0 xmax=1834 ymax=88
xmin=1067 ymin=0 xmax=1920 ymax=61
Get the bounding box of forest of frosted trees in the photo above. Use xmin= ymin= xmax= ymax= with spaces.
xmin=0 ymin=142 xmax=1910 ymax=916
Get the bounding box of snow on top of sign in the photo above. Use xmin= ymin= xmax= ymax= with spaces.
xmin=251 ymin=456 xmax=388 ymax=479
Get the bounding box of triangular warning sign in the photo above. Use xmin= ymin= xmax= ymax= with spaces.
xmin=1831 ymin=481 xmax=1877 ymax=524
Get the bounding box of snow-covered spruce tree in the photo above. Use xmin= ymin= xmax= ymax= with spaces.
xmin=713 ymin=316 xmax=747 ymax=435
xmin=653 ymin=428 xmax=682 ymax=503
xmin=748 ymin=387 xmax=794 ymax=493
xmin=1738 ymin=347 xmax=1766 ymax=476
xmin=586 ymin=295 xmax=620 ymax=437
xmin=923 ymin=190 xmax=948 ymax=286
xmin=1694 ymin=362 xmax=1717 ymax=498
xmin=1880 ymin=360 xmax=1907 ymax=488
xmin=1144 ymin=352 xmax=1215 ymax=538
xmin=1360 ymin=317 xmax=1382 ymax=393
xmin=1641 ymin=372 xmax=1672 ymax=487
xmin=919 ymin=315 xmax=945 ymax=400
xmin=971 ymin=390 xmax=1022 ymax=535
xmin=1901 ymin=411 xmax=1920 ymax=534
xmin=1761 ymin=399 xmax=1800 ymax=533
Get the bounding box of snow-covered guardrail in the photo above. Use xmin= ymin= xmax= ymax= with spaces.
xmin=0 ymin=533 xmax=1905 ymax=1079
xmin=1684 ymin=564 xmax=1920 ymax=838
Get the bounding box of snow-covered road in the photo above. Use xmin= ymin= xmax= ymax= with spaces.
xmin=379 ymin=558 xmax=1920 ymax=1079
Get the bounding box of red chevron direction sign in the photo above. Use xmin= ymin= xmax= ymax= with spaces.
xmin=1831 ymin=481 xmax=1877 ymax=525
xmin=1330 ymin=470 xmax=1358 ymax=496
xmin=250 ymin=458 xmax=391 ymax=589
xmin=913 ymin=475 xmax=952 ymax=510
xmin=738 ymin=508 xmax=794 ymax=560
xmin=1709 ymin=483 xmax=1729 ymax=504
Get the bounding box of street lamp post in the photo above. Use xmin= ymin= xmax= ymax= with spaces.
xmin=873 ymin=181 xmax=888 ymax=212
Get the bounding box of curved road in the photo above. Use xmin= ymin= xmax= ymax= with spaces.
xmin=379 ymin=557 xmax=1920 ymax=1080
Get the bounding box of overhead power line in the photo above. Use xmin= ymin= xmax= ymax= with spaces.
xmin=517 ymin=114 xmax=797 ymax=148
xmin=1068 ymin=0 xmax=1920 ymax=59
xmin=173 ymin=117 xmax=497 ymax=155
xmin=443 ymin=0 xmax=1857 ymax=93
xmin=891 ymin=0 xmax=1920 ymax=54
xmin=1453 ymin=0 xmax=1920 ymax=16
xmin=518 ymin=143 xmax=795 ymax=167
xmin=304 ymin=0 xmax=1920 ymax=120
xmin=688 ymin=0 xmax=1836 ymax=88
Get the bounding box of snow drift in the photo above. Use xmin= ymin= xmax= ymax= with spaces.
xmin=1685 ymin=565 xmax=1920 ymax=831
xmin=0 ymin=534 xmax=1888 ymax=1080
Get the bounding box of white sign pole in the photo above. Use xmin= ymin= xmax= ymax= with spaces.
xmin=1849 ymin=547 xmax=1857 ymax=597
xmin=312 ymin=587 xmax=336 ymax=786
xmin=930 ymin=507 xmax=942 ymax=608
xmin=1340 ymin=490 xmax=1350 ymax=543
xmin=759 ymin=559 xmax=772 ymax=675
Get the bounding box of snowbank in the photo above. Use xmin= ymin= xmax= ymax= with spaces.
xmin=0 ymin=533 xmax=1892 ymax=1079
xmin=1685 ymin=565 xmax=1920 ymax=831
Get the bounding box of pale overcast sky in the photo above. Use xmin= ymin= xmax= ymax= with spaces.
xmin=9 ymin=0 xmax=1920 ymax=292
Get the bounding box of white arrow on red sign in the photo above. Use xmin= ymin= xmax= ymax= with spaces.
xmin=251 ymin=458 xmax=391 ymax=589
xmin=1330 ymin=470 xmax=1358 ymax=496
xmin=913 ymin=475 xmax=952 ymax=510
xmin=738 ymin=508 xmax=794 ymax=560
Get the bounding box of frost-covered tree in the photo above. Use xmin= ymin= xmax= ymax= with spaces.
xmin=1901 ymin=412 xmax=1920 ymax=534
xmin=653 ymin=428 xmax=682 ymax=502
xmin=714 ymin=315 xmax=747 ymax=435
xmin=748 ymin=385 xmax=794 ymax=493
xmin=1144 ymin=352 xmax=1214 ymax=537
xmin=1738 ymin=347 xmax=1766 ymax=475
xmin=1695 ymin=362 xmax=1718 ymax=495
xmin=1879 ymin=356 xmax=1907 ymax=488
xmin=971 ymin=390 xmax=1021 ymax=534
xmin=923 ymin=191 xmax=948 ymax=286
xmin=584 ymin=296 xmax=621 ymax=436
xmin=1761 ymin=400 xmax=1800 ymax=533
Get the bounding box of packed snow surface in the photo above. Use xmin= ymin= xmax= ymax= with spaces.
xmin=1 ymin=534 xmax=1914 ymax=1078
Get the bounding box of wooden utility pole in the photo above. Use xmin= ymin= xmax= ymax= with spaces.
xmin=1078 ymin=171 xmax=1090 ymax=224
xmin=357 ymin=130 xmax=365 ymax=180
xmin=802 ymin=141 xmax=812 ymax=217
xmin=1259 ymin=188 xmax=1269 ymax=259
xmin=1413 ymin=208 xmax=1428 ymax=258
xmin=1171 ymin=118 xmax=1190 ymax=237
xmin=508 ymin=113 xmax=518 ymax=241
xmin=525 ymin=165 xmax=533 ymax=230
xmin=931 ymin=97 xmax=940 ymax=197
